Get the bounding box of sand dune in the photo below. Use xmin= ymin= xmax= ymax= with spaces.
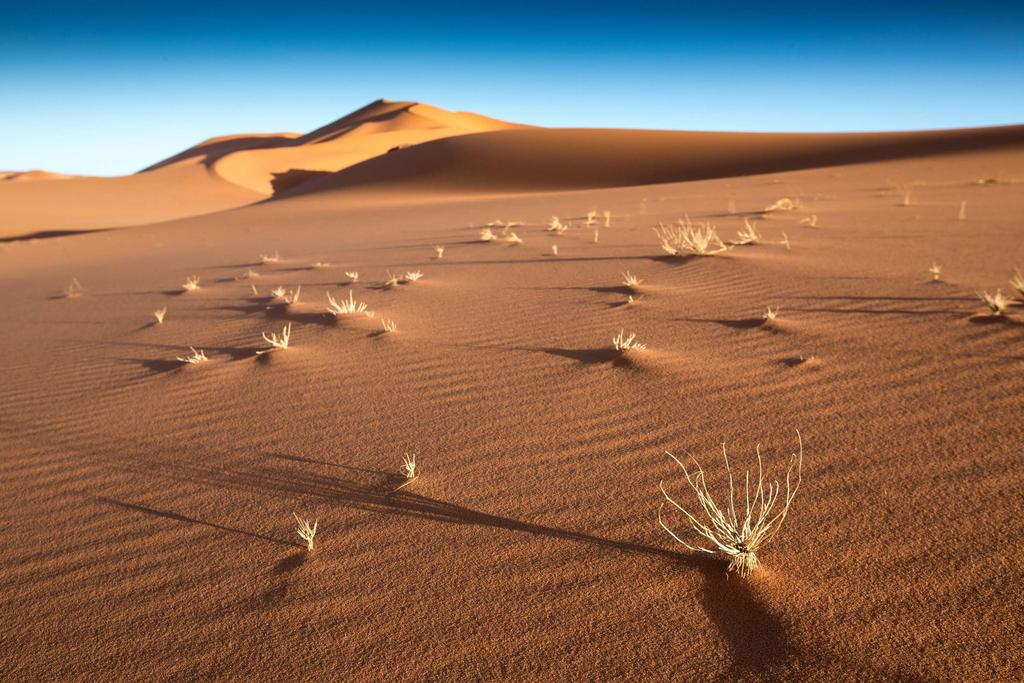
xmin=1 ymin=169 xmax=73 ymax=182
xmin=5 ymin=101 xmax=1022 ymax=241
xmin=0 ymin=100 xmax=522 ymax=239
xmin=3 ymin=105 xmax=1024 ymax=679
xmin=274 ymin=124 xmax=1024 ymax=201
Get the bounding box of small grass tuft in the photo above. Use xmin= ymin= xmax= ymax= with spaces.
xmin=612 ymin=329 xmax=647 ymax=352
xmin=979 ymin=290 xmax=1008 ymax=316
xmin=153 ymin=307 xmax=167 ymax=324
xmin=176 ymin=347 xmax=208 ymax=364
xmin=327 ymin=290 xmax=368 ymax=316
xmin=258 ymin=323 xmax=292 ymax=353
xmin=62 ymin=277 xmax=84 ymax=298
xmin=182 ymin=275 xmax=201 ymax=292
xmin=293 ymin=513 xmax=318 ymax=552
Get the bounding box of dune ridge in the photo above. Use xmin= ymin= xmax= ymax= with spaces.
xmin=272 ymin=124 xmax=1024 ymax=201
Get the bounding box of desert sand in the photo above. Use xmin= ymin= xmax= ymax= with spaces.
xmin=2 ymin=101 xmax=1023 ymax=681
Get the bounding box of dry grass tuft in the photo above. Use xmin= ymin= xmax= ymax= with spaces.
xmin=929 ymin=263 xmax=943 ymax=281
xmin=551 ymin=244 xmax=559 ymax=256
xmin=250 ymin=284 xmax=259 ymax=297
xmin=658 ymin=432 xmax=803 ymax=577
xmin=345 ymin=271 xmax=359 ymax=282
xmin=798 ymin=215 xmax=818 ymax=227
xmin=62 ymin=277 xmax=84 ymax=298
xmin=394 ymin=453 xmax=418 ymax=490
xmin=258 ymin=323 xmax=292 ymax=353
xmin=733 ymin=218 xmax=762 ymax=245
xmin=311 ymin=261 xmax=331 ymax=269
xmin=182 ymin=275 xmax=201 ymax=292
xmin=622 ymin=271 xmax=642 ymax=289
xmin=1009 ymin=269 xmax=1024 ymax=300
xmin=403 ymin=271 xmax=424 ymax=283
xmin=381 ymin=318 xmax=397 ymax=333
xmin=293 ymin=513 xmax=318 ymax=552
xmin=654 ymin=217 xmax=728 ymax=256
xmin=979 ymin=290 xmax=1008 ymax=316
xmin=153 ymin=307 xmax=167 ymax=324
xmin=547 ymin=216 xmax=567 ymax=234
xmin=327 ymin=290 xmax=368 ymax=316
xmin=764 ymin=197 xmax=799 ymax=212
xmin=434 ymin=246 xmax=445 ymax=259
xmin=958 ymin=200 xmax=967 ymax=221
xmin=505 ymin=231 xmax=523 ymax=245
xmin=480 ymin=228 xmax=497 ymax=242
xmin=237 ymin=269 xmax=261 ymax=280
xmin=762 ymin=306 xmax=779 ymax=322
xmin=176 ymin=347 xmax=208 ymax=364
xmin=585 ymin=210 xmax=597 ymax=226
xmin=260 ymin=251 xmax=281 ymax=264
xmin=900 ymin=190 xmax=912 ymax=207
xmin=612 ymin=329 xmax=647 ymax=352
xmin=603 ymin=210 xmax=612 ymax=228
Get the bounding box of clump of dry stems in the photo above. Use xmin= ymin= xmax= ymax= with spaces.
xmin=182 ymin=275 xmax=201 ymax=292
xmin=658 ymin=432 xmax=803 ymax=577
xmin=612 ymin=329 xmax=646 ymax=352
xmin=733 ymin=218 xmax=762 ymax=245
xmin=153 ymin=307 xmax=167 ymax=324
xmin=293 ymin=513 xmax=318 ymax=551
xmin=654 ymin=217 xmax=727 ymax=256
xmin=176 ymin=347 xmax=208 ymax=364
xmin=395 ymin=453 xmax=418 ymax=490
xmin=327 ymin=290 xmax=367 ymax=316
xmin=1010 ymin=269 xmax=1024 ymax=299
xmin=929 ymin=263 xmax=942 ymax=281
xmin=979 ymin=290 xmax=1008 ymax=316
xmin=63 ymin=277 xmax=83 ymax=298
xmin=258 ymin=323 xmax=292 ymax=353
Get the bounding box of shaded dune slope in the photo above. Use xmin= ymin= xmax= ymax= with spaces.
xmin=275 ymin=124 xmax=1024 ymax=200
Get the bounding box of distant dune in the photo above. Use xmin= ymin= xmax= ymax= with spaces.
xmin=2 ymin=99 xmax=1022 ymax=240
xmin=273 ymin=125 xmax=1024 ymax=202
xmin=1 ymin=169 xmax=73 ymax=182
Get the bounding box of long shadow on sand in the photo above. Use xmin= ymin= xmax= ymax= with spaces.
xmin=677 ymin=316 xmax=768 ymax=330
xmin=109 ymin=448 xmax=801 ymax=669
xmin=97 ymin=496 xmax=295 ymax=547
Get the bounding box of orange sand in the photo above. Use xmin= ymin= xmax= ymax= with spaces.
xmin=1 ymin=102 xmax=1022 ymax=680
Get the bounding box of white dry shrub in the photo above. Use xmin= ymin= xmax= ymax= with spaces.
xmin=658 ymin=432 xmax=804 ymax=577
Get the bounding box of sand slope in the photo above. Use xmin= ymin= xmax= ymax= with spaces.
xmin=2 ymin=131 xmax=1023 ymax=680
xmin=275 ymin=124 xmax=1024 ymax=201
xmin=0 ymin=100 xmax=522 ymax=239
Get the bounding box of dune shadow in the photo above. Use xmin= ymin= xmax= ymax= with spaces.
xmin=161 ymin=289 xmax=188 ymax=297
xmin=217 ymin=302 xmax=337 ymax=326
xmin=699 ymin=573 xmax=798 ymax=677
xmin=134 ymin=358 xmax=185 ymax=373
xmin=97 ymin=496 xmax=295 ymax=547
xmin=678 ymin=317 xmax=767 ymax=330
xmin=1 ymin=228 xmax=114 ymax=243
xmin=534 ymin=346 xmax=633 ymax=367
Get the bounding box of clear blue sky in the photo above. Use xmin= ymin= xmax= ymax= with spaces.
xmin=2 ymin=1 xmax=1022 ymax=176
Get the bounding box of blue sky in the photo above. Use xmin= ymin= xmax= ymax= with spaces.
xmin=2 ymin=1 xmax=1022 ymax=176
